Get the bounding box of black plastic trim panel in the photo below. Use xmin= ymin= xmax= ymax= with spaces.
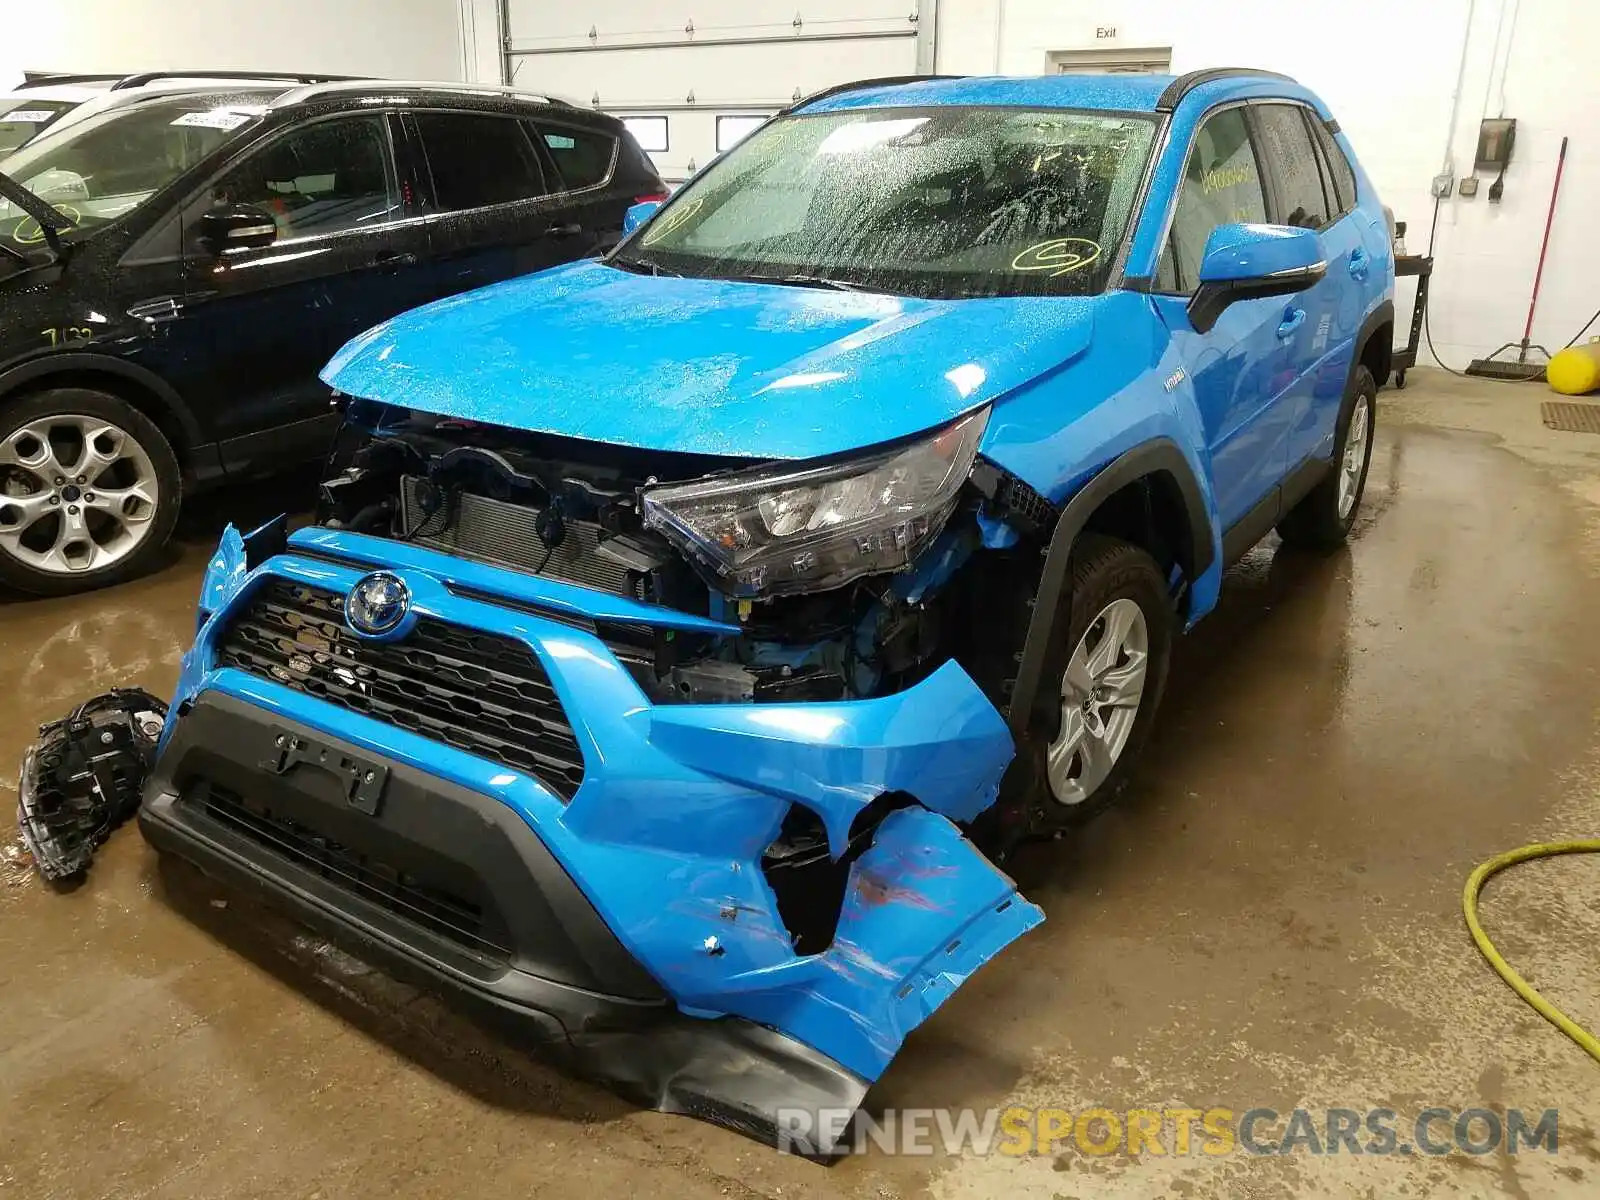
xmin=1155 ymin=67 xmax=1295 ymax=112
xmin=139 ymin=691 xmax=870 ymax=1155
xmin=1008 ymin=439 xmax=1213 ymax=735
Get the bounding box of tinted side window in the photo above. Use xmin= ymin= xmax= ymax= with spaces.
xmin=414 ymin=112 xmax=546 ymax=210
xmin=1312 ymin=118 xmax=1358 ymax=214
xmin=536 ymin=124 xmax=616 ymax=190
xmin=1166 ymin=107 xmax=1268 ymax=293
xmin=1253 ymin=104 xmax=1329 ymax=230
xmin=210 ymin=115 xmax=398 ymax=240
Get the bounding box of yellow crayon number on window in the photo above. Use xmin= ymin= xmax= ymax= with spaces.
xmin=40 ymin=327 xmax=94 ymax=347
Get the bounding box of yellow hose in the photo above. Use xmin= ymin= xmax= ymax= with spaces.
xmin=1464 ymin=841 xmax=1600 ymax=1064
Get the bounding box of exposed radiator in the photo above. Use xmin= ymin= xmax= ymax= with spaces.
xmin=400 ymin=476 xmax=634 ymax=596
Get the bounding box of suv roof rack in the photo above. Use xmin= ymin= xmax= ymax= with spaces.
xmin=1154 ymin=67 xmax=1295 ymax=112
xmin=783 ymin=74 xmax=967 ymax=115
xmin=109 ymin=70 xmax=360 ymax=91
xmin=281 ymin=79 xmax=571 ymax=108
xmin=15 ymin=73 xmax=125 ymax=90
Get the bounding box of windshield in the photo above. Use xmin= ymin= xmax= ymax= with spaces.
xmin=0 ymin=99 xmax=76 ymax=154
xmin=616 ymin=106 xmax=1158 ymax=299
xmin=0 ymin=92 xmax=273 ymax=246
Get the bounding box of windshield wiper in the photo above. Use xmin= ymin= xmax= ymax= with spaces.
xmin=608 ymin=252 xmax=682 ymax=278
xmin=0 ymin=170 xmax=75 ymax=258
xmin=718 ymin=272 xmax=882 ymax=293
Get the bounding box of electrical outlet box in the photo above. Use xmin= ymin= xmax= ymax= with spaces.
xmin=1459 ymin=176 xmax=1480 ymax=197
xmin=1431 ymin=173 xmax=1454 ymax=198
xmin=1475 ymin=118 xmax=1516 ymax=171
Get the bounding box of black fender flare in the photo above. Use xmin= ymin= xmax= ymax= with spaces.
xmin=1007 ymin=438 xmax=1214 ymax=737
xmin=1355 ymin=298 xmax=1396 ymax=383
xmin=0 ymin=350 xmax=205 ymax=450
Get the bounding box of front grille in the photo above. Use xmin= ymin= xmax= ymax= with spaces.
xmin=201 ymin=782 xmax=512 ymax=961
xmin=214 ymin=580 xmax=586 ymax=799
xmin=400 ymin=477 xmax=634 ymax=596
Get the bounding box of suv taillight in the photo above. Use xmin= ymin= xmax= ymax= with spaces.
xmin=635 ymin=191 xmax=670 ymax=203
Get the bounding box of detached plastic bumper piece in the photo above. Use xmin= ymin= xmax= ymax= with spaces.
xmin=19 ymin=689 xmax=167 ymax=881
xmin=141 ymin=526 xmax=1044 ymax=1152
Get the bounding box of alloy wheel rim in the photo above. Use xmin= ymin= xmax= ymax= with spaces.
xmin=1046 ymin=597 xmax=1149 ymax=805
xmin=1338 ymin=394 xmax=1371 ymax=521
xmin=0 ymin=414 xmax=161 ymax=575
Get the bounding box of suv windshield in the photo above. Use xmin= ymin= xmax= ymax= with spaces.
xmin=0 ymin=92 xmax=274 ymax=244
xmin=616 ymin=105 xmax=1157 ymax=298
xmin=0 ymin=99 xmax=76 ymax=154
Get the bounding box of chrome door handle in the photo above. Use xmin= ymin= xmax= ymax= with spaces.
xmin=127 ymin=297 xmax=184 ymax=323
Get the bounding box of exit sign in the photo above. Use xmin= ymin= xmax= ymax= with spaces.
xmin=1096 ymin=25 xmax=1118 ymax=38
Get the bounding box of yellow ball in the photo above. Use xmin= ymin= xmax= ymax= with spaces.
xmin=1547 ymin=343 xmax=1600 ymax=395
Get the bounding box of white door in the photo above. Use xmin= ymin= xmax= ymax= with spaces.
xmin=503 ymin=1 xmax=925 ymax=182
xmin=1048 ymin=47 xmax=1173 ymax=74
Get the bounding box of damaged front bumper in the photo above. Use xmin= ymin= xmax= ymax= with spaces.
xmin=141 ymin=524 xmax=1042 ymax=1151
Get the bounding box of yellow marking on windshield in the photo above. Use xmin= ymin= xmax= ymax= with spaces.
xmin=11 ymin=203 xmax=80 ymax=246
xmin=640 ymin=195 xmax=705 ymax=246
xmin=1010 ymin=238 xmax=1102 ymax=277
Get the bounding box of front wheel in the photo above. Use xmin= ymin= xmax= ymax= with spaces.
xmin=1015 ymin=534 xmax=1175 ymax=834
xmin=0 ymin=388 xmax=182 ymax=596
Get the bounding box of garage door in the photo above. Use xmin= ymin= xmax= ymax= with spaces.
xmin=504 ymin=1 xmax=929 ymax=183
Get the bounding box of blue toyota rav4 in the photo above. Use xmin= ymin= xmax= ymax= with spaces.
xmin=139 ymin=69 xmax=1393 ymax=1151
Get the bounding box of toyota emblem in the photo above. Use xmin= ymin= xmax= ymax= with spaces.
xmin=345 ymin=572 xmax=410 ymax=637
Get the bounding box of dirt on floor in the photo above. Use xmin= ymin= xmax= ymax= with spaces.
xmin=2 ymin=370 xmax=1599 ymax=1200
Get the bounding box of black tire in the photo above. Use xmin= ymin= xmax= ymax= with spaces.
xmin=1277 ymin=364 xmax=1377 ymax=551
xmin=0 ymin=388 xmax=182 ymax=596
xmin=1004 ymin=533 xmax=1175 ymax=838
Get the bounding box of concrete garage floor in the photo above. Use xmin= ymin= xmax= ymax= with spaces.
xmin=3 ymin=370 xmax=1599 ymax=1199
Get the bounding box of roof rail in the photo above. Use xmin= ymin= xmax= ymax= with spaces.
xmin=280 ymin=79 xmax=575 ymax=109
xmin=14 ymin=73 xmax=125 ymax=90
xmin=109 ymin=70 xmax=361 ymax=91
xmin=782 ymin=73 xmax=967 ymax=115
xmin=1154 ymin=67 xmax=1295 ymax=112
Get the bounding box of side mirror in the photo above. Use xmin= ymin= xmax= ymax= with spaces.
xmin=1188 ymin=223 xmax=1326 ymax=334
xmin=200 ymin=203 xmax=278 ymax=254
xmin=622 ymin=199 xmax=662 ymax=236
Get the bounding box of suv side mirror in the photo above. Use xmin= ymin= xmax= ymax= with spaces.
xmin=1188 ymin=223 xmax=1326 ymax=334
xmin=200 ymin=203 xmax=278 ymax=254
xmin=622 ymin=200 xmax=662 ymax=236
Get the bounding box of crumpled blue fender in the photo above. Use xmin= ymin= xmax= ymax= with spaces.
xmin=647 ymin=659 xmax=1012 ymax=857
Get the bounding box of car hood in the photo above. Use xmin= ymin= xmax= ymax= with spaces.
xmin=322 ymin=259 xmax=1097 ymax=460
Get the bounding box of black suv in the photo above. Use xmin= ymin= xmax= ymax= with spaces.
xmin=0 ymin=80 xmax=665 ymax=595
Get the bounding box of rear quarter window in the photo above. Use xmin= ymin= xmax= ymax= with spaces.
xmin=1252 ymin=104 xmax=1329 ymax=230
xmin=534 ymin=123 xmax=616 ymax=190
xmin=1311 ymin=119 xmax=1359 ymax=214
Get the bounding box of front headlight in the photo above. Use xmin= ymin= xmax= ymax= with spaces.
xmin=641 ymin=408 xmax=988 ymax=597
